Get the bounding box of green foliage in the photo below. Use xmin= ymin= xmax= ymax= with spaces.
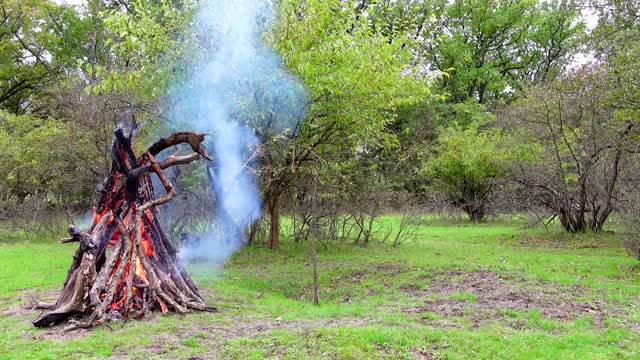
xmin=253 ymin=0 xmax=432 ymax=220
xmin=426 ymin=123 xmax=506 ymax=188
xmin=0 ymin=111 xmax=94 ymax=201
xmin=100 ymin=0 xmax=197 ymax=99
xmin=434 ymin=100 xmax=493 ymax=128
xmin=420 ymin=0 xmax=584 ymax=103
xmin=272 ymin=0 xmax=428 ymax=151
xmin=591 ymin=1 xmax=640 ymax=120
xmin=0 ymin=0 xmax=86 ymax=112
xmin=424 ymin=116 xmax=510 ymax=220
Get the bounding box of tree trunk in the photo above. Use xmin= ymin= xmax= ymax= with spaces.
xmin=309 ymin=174 xmax=320 ymax=305
xmin=247 ymin=219 xmax=260 ymax=245
xmin=464 ymin=204 xmax=485 ymax=222
xmin=590 ymin=206 xmax=612 ymax=232
xmin=363 ymin=215 xmax=374 ymax=246
xmin=268 ymin=192 xmax=281 ymax=249
xmin=478 ymin=82 xmax=487 ymax=104
xmin=310 ymin=229 xmax=319 ymax=305
xmin=589 ymin=148 xmax=623 ymax=232
xmin=559 ymin=208 xmax=586 ymax=232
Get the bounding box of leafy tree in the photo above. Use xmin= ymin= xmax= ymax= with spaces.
xmin=254 ymin=0 xmax=428 ymax=247
xmin=423 ymin=118 xmax=509 ymax=221
xmin=360 ymin=0 xmax=585 ymax=104
xmin=427 ymin=0 xmax=584 ymax=103
xmin=96 ymin=0 xmax=197 ymax=100
xmin=0 ymin=0 xmax=85 ymax=112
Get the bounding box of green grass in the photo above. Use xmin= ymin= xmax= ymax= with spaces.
xmin=1 ymin=216 xmax=640 ymax=359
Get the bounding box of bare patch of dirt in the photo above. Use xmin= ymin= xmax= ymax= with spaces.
xmin=108 ymin=315 xmax=374 ymax=359
xmin=181 ymin=314 xmax=372 ymax=340
xmin=402 ymin=269 xmax=611 ymax=327
xmin=27 ymin=326 xmax=95 ymax=341
xmin=375 ymin=262 xmax=406 ymax=275
xmin=1 ymin=289 xmax=59 ymax=316
xmin=332 ymin=262 xmax=407 ymax=285
xmin=333 ymin=270 xmax=368 ymax=284
xmin=411 ymin=348 xmax=435 ymax=360
xmin=512 ymin=235 xmax=619 ymax=250
xmin=143 ymin=332 xmax=183 ymax=358
xmin=2 ymin=289 xmax=60 ymax=327
xmin=2 ymin=303 xmax=34 ymax=318
xmin=0 ymin=289 xmax=101 ymax=341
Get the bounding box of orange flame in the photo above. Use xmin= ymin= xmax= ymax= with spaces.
xmin=135 ymin=257 xmax=149 ymax=285
xmin=94 ymin=212 xmax=102 ymax=225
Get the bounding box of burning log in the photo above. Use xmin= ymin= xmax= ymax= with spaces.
xmin=33 ymin=128 xmax=217 ymax=331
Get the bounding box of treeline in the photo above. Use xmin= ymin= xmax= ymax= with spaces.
xmin=1 ymin=0 xmax=639 ymax=253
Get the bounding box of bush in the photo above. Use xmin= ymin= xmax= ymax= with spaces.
xmin=423 ymin=118 xmax=509 ymax=221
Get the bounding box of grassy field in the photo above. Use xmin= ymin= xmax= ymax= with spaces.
xmin=1 ymin=216 xmax=640 ymax=359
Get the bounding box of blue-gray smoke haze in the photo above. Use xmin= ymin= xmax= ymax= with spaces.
xmin=173 ymin=0 xmax=306 ymax=264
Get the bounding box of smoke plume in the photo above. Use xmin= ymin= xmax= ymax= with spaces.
xmin=171 ymin=0 xmax=306 ymax=264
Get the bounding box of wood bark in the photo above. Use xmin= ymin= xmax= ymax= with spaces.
xmin=268 ymin=192 xmax=281 ymax=249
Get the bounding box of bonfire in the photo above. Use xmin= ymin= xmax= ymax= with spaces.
xmin=33 ymin=127 xmax=217 ymax=331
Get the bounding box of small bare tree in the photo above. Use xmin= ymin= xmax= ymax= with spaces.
xmin=500 ymin=65 xmax=639 ymax=232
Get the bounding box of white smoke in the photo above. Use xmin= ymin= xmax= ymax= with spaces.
xmin=173 ymin=0 xmax=306 ymax=264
